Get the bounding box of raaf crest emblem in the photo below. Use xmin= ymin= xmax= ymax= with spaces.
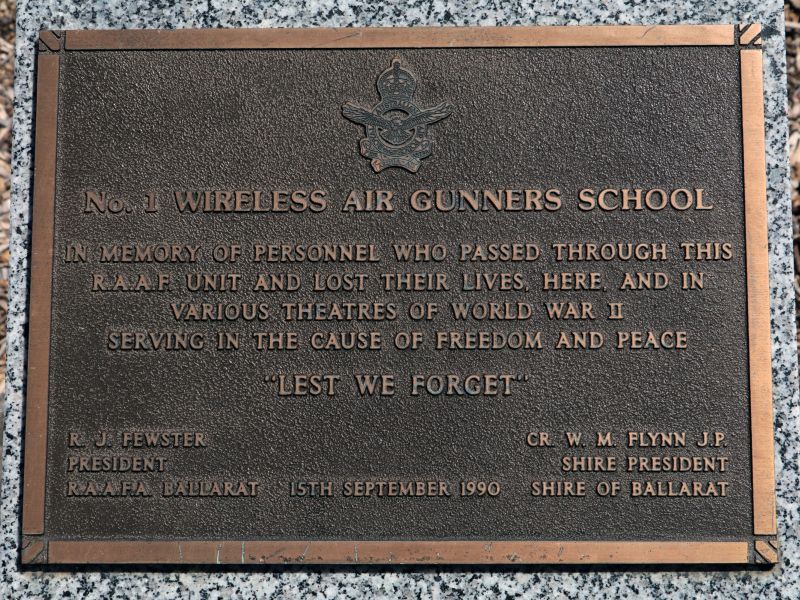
xmin=342 ymin=59 xmax=453 ymax=173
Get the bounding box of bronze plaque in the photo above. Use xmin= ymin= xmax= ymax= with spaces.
xmin=22 ymin=25 xmax=777 ymax=567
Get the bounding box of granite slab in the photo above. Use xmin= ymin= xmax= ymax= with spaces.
xmin=1 ymin=1 xmax=797 ymax=598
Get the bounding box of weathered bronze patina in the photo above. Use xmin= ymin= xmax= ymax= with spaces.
xmin=21 ymin=25 xmax=777 ymax=566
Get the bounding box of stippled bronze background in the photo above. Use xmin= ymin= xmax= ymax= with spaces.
xmin=40 ymin=46 xmax=751 ymax=542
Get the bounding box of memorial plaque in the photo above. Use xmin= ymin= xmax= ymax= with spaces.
xmin=21 ymin=25 xmax=778 ymax=566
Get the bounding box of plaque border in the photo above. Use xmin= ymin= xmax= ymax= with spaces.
xmin=21 ymin=24 xmax=778 ymax=566
xmin=22 ymin=51 xmax=59 ymax=537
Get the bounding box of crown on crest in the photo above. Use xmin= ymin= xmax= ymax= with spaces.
xmin=377 ymin=59 xmax=417 ymax=100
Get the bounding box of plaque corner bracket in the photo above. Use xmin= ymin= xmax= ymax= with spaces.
xmin=752 ymin=536 xmax=779 ymax=566
xmin=736 ymin=23 xmax=763 ymax=48
xmin=19 ymin=534 xmax=48 ymax=566
xmin=38 ymin=30 xmax=65 ymax=54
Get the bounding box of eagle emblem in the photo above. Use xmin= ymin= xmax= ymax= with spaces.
xmin=342 ymin=59 xmax=453 ymax=173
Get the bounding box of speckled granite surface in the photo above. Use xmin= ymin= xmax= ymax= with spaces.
xmin=1 ymin=1 xmax=796 ymax=598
